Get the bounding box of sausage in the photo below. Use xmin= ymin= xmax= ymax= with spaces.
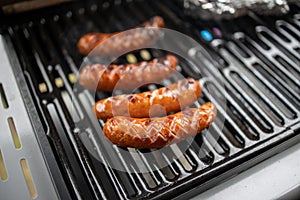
xmin=77 ymin=16 xmax=165 ymax=55
xmin=103 ymin=102 xmax=217 ymax=149
xmin=94 ymin=78 xmax=201 ymax=121
xmin=79 ymin=54 xmax=178 ymax=91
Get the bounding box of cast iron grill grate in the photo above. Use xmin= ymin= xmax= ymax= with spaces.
xmin=1 ymin=0 xmax=299 ymax=199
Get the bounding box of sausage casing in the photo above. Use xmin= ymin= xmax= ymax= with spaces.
xmin=79 ymin=54 xmax=178 ymax=91
xmin=94 ymin=78 xmax=201 ymax=121
xmin=103 ymin=102 xmax=217 ymax=149
xmin=77 ymin=16 xmax=165 ymax=55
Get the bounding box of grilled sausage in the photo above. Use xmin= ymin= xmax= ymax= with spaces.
xmin=94 ymin=78 xmax=201 ymax=121
xmin=77 ymin=16 xmax=165 ymax=55
xmin=103 ymin=102 xmax=217 ymax=149
xmin=79 ymin=54 xmax=178 ymax=91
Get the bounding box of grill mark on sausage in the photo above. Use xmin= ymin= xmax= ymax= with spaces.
xmin=103 ymin=102 xmax=217 ymax=149
xmin=93 ymin=78 xmax=201 ymax=120
xmin=77 ymin=16 xmax=165 ymax=55
xmin=79 ymin=54 xmax=178 ymax=91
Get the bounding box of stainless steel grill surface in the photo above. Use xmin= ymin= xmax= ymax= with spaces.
xmin=0 ymin=0 xmax=299 ymax=199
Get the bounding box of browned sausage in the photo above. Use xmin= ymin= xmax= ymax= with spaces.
xmin=79 ymin=54 xmax=178 ymax=91
xmin=94 ymin=78 xmax=201 ymax=121
xmin=103 ymin=102 xmax=217 ymax=149
xmin=77 ymin=16 xmax=165 ymax=55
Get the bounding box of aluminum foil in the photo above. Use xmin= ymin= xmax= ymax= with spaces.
xmin=184 ymin=0 xmax=294 ymax=19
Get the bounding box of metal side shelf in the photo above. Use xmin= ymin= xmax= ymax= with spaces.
xmin=0 ymin=37 xmax=69 ymax=200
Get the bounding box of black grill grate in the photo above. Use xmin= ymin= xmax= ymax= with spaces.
xmin=1 ymin=0 xmax=300 ymax=199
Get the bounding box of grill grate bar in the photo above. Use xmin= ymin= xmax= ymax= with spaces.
xmin=200 ymin=80 xmax=249 ymax=148
xmin=216 ymin=45 xmax=297 ymax=128
xmin=265 ymin=20 xmax=300 ymax=64
xmin=294 ymin=14 xmax=300 ymax=27
xmin=46 ymin=103 xmax=95 ymax=199
xmin=9 ymin=27 xmax=48 ymax=94
xmin=206 ymin=123 xmax=239 ymax=156
xmin=111 ymin=147 xmax=144 ymax=196
xmin=48 ymin=17 xmax=79 ymax=75
xmin=256 ymin=26 xmax=300 ymax=74
xmin=169 ymin=145 xmax=194 ymax=172
xmin=204 ymin=80 xmax=261 ymax=139
xmin=225 ymin=42 xmax=299 ymax=121
xmin=243 ymin=35 xmax=300 ymax=92
xmin=150 ymin=150 xmax=178 ymax=181
xmin=128 ymin=149 xmax=159 ymax=190
xmin=232 ymin=35 xmax=300 ymax=106
xmin=228 ymin=70 xmax=285 ymax=127
xmin=43 ymin=19 xmax=78 ymax=75
xmin=79 ymin=92 xmax=141 ymax=198
xmin=56 ymin=65 xmax=83 ymax=122
xmin=277 ymin=19 xmax=300 ymax=41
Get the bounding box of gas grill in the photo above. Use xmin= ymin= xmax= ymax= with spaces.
xmin=0 ymin=0 xmax=299 ymax=199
